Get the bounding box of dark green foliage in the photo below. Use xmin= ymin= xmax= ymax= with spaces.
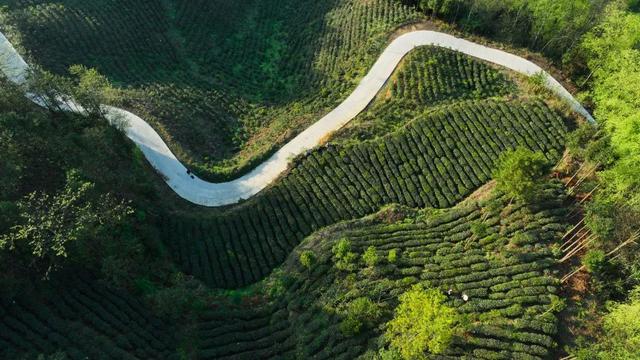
xmin=0 ymin=170 xmax=132 ymax=278
xmin=0 ymin=0 xmax=421 ymax=179
xmin=339 ymin=297 xmax=382 ymax=336
xmin=0 ymin=78 xmax=161 ymax=297
xmin=408 ymin=0 xmax=609 ymax=60
xmin=0 ymin=275 xmax=176 ymax=359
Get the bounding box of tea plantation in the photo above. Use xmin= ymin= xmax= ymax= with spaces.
xmin=162 ymin=99 xmax=567 ymax=288
xmin=190 ymin=184 xmax=568 ymax=359
xmin=0 ymin=0 xmax=422 ymax=179
xmin=1 ymin=0 xmax=615 ymax=358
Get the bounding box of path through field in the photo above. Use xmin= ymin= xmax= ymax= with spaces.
xmin=0 ymin=30 xmax=594 ymax=207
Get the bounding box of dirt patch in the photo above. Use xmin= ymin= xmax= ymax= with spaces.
xmin=461 ymin=180 xmax=496 ymax=205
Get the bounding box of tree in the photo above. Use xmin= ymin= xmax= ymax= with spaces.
xmin=493 ymin=147 xmax=551 ymax=202
xmin=384 ymin=284 xmax=462 ymax=358
xmin=0 ymin=169 xmax=132 ymax=277
xmin=24 ymin=67 xmax=73 ymax=113
xmin=340 ymin=297 xmax=382 ymax=336
xmin=332 ymin=238 xmax=358 ymax=271
xmin=576 ymin=286 xmax=640 ymax=359
xmin=583 ymin=249 xmax=608 ymax=275
xmin=68 ymin=65 xmax=119 ymax=117
xmin=299 ymin=250 xmax=316 ymax=270
xmin=363 ymin=246 xmax=379 ymax=267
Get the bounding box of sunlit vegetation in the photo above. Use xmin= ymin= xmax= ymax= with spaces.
xmin=2 ymin=0 xmax=639 ymax=358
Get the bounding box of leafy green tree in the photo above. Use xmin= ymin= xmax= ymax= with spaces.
xmin=0 ymin=169 xmax=132 ymax=277
xmin=583 ymin=249 xmax=608 ymax=275
xmin=332 ymin=238 xmax=358 ymax=271
xmin=299 ymin=250 xmax=316 ymax=270
xmin=493 ymin=147 xmax=551 ymax=202
xmin=340 ymin=297 xmax=382 ymax=336
xmin=363 ymin=246 xmax=379 ymax=267
xmin=68 ymin=65 xmax=119 ymax=117
xmin=576 ymin=286 xmax=640 ymax=359
xmin=384 ymin=284 xmax=462 ymax=358
xmin=25 ymin=67 xmax=73 ymax=113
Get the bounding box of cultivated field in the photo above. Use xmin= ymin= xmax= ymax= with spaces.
xmin=0 ymin=0 xmax=421 ymax=179
xmin=0 ymin=1 xmax=595 ymax=359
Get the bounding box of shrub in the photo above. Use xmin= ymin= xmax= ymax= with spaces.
xmin=582 ymin=249 xmax=608 ymax=278
xmin=470 ymin=221 xmax=489 ymax=239
xmin=299 ymin=250 xmax=316 ymax=270
xmin=340 ymin=297 xmax=381 ymax=337
xmin=363 ymin=246 xmax=379 ymax=267
xmin=388 ymin=249 xmax=399 ymax=264
xmin=493 ymin=147 xmax=551 ymax=202
xmin=333 ymin=238 xmax=358 ymax=271
xmin=333 ymin=238 xmax=352 ymax=258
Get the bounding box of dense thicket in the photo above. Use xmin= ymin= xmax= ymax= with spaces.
xmin=399 ymin=0 xmax=610 ymax=60
xmin=558 ymin=2 xmax=640 ymax=356
xmin=163 ymin=99 xmax=568 ymax=288
xmin=0 ymin=78 xmax=166 ymax=298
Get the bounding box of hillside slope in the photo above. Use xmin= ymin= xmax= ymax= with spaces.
xmin=191 ymin=184 xmax=569 ymax=359
xmin=0 ymin=0 xmax=421 ymax=179
xmin=162 ymin=98 xmax=568 ymax=288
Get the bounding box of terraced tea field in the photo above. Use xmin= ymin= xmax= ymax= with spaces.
xmin=190 ymin=184 xmax=568 ymax=359
xmin=0 ymin=276 xmax=176 ymax=359
xmin=162 ymin=99 xmax=567 ymax=288
xmin=0 ymin=0 xmax=595 ymax=358
xmin=0 ymin=0 xmax=422 ymax=178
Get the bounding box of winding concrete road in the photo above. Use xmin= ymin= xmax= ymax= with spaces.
xmin=0 ymin=30 xmax=595 ymax=207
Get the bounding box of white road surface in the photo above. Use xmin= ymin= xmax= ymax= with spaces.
xmin=0 ymin=30 xmax=595 ymax=207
